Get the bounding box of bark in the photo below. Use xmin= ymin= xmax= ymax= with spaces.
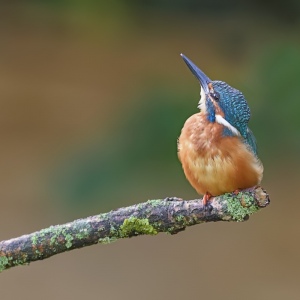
xmin=0 ymin=186 xmax=270 ymax=272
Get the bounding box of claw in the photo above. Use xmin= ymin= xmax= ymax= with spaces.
xmin=233 ymin=189 xmax=241 ymax=195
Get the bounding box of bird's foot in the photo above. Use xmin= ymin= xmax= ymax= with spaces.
xmin=202 ymin=192 xmax=212 ymax=206
xmin=232 ymin=189 xmax=241 ymax=195
xmin=164 ymin=197 xmax=183 ymax=202
xmin=202 ymin=192 xmax=213 ymax=212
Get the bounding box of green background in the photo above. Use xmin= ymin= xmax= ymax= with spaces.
xmin=0 ymin=1 xmax=299 ymax=299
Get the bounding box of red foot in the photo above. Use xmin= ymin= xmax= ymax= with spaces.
xmin=233 ymin=189 xmax=241 ymax=195
xmin=202 ymin=192 xmax=212 ymax=206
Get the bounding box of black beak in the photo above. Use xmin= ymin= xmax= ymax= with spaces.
xmin=180 ymin=53 xmax=211 ymax=94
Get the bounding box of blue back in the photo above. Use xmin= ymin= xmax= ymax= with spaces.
xmin=207 ymin=81 xmax=258 ymax=155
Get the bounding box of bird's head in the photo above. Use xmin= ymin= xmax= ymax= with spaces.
xmin=180 ymin=53 xmax=251 ymax=138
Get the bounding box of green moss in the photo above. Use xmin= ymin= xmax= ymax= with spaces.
xmin=35 ymin=249 xmax=42 ymax=256
xmin=75 ymin=229 xmax=90 ymax=239
xmin=31 ymin=235 xmax=38 ymax=246
xmin=110 ymin=225 xmax=118 ymax=235
xmin=98 ymin=237 xmax=118 ymax=244
xmin=0 ymin=255 xmax=29 ymax=272
xmin=166 ymin=226 xmax=175 ymax=234
xmin=31 ymin=225 xmax=79 ymax=249
xmin=147 ymin=199 xmax=162 ymax=208
xmin=0 ymin=256 xmax=9 ymax=272
xmin=99 ymin=212 xmax=110 ymax=222
xmin=50 ymin=235 xmax=58 ymax=246
xmin=175 ymin=215 xmax=185 ymax=222
xmin=152 ymin=221 xmax=162 ymax=229
xmin=225 ymin=193 xmax=259 ymax=222
xmin=65 ymin=234 xmax=73 ymax=248
xmin=97 ymin=226 xmax=105 ymax=232
xmin=120 ymin=217 xmax=158 ymax=238
xmin=12 ymin=260 xmax=27 ymax=267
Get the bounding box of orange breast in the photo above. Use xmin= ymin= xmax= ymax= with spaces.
xmin=178 ymin=113 xmax=263 ymax=196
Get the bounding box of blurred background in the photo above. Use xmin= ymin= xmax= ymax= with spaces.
xmin=0 ymin=1 xmax=299 ymax=299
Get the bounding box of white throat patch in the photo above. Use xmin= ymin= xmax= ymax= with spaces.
xmin=197 ymin=86 xmax=206 ymax=112
xmin=215 ymin=114 xmax=240 ymax=136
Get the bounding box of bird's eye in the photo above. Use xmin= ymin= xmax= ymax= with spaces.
xmin=210 ymin=92 xmax=220 ymax=101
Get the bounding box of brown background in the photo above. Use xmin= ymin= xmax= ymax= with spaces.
xmin=0 ymin=2 xmax=299 ymax=299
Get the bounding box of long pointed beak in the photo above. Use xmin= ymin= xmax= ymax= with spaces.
xmin=180 ymin=53 xmax=211 ymax=94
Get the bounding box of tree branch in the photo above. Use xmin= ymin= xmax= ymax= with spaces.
xmin=0 ymin=186 xmax=269 ymax=272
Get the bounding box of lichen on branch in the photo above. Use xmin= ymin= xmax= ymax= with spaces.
xmin=0 ymin=186 xmax=270 ymax=273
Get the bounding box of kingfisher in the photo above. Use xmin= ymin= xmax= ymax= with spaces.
xmin=178 ymin=54 xmax=263 ymax=205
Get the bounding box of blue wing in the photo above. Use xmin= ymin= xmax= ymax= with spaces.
xmin=244 ymin=127 xmax=258 ymax=156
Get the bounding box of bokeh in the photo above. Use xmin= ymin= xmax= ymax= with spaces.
xmin=1 ymin=1 xmax=300 ymax=299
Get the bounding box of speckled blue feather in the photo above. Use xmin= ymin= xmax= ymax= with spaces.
xmin=206 ymin=81 xmax=258 ymax=155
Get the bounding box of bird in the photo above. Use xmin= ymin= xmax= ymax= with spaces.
xmin=178 ymin=54 xmax=263 ymax=205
